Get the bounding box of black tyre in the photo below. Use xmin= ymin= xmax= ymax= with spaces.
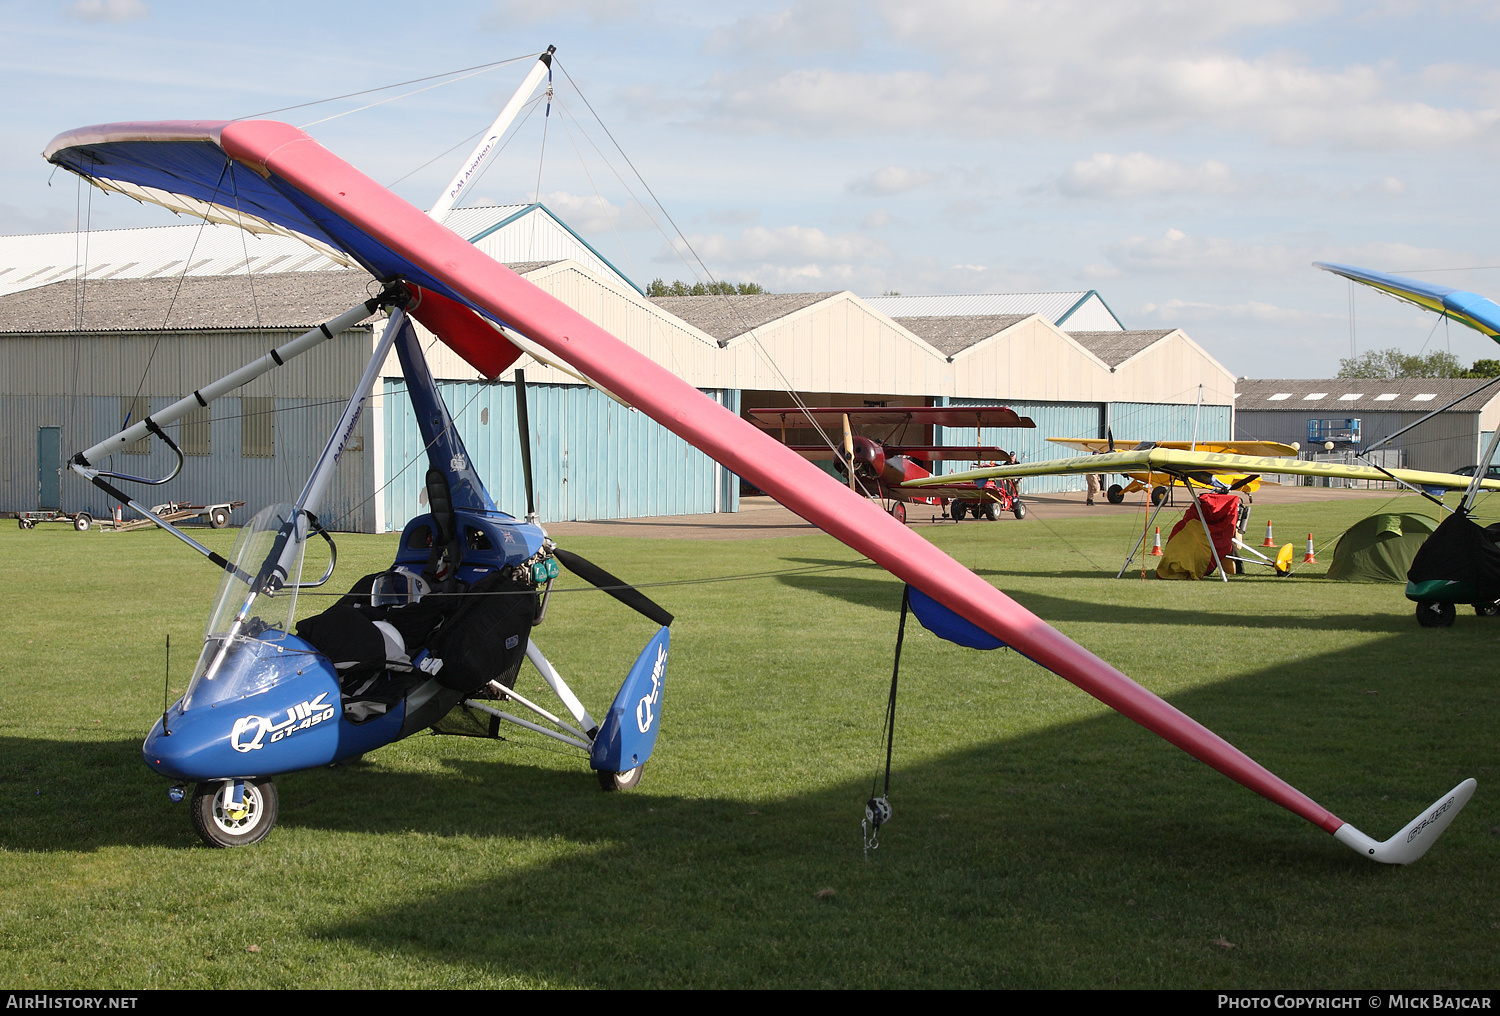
xmin=597 ymin=765 xmax=644 ymax=792
xmin=890 ymin=501 xmax=907 ymax=524
xmin=189 ymin=778 xmax=278 ymax=847
xmin=1106 ymin=484 xmax=1124 ymax=505
xmin=1475 ymin=600 xmax=1500 ymax=617
xmin=1415 ymin=601 xmax=1456 ymax=628
xmin=209 ymin=508 xmax=230 ymax=529
xmin=983 ymin=502 xmax=1001 ymax=521
xmin=1150 ymin=486 xmax=1168 ymax=507
xmin=17 ymin=518 xmax=29 ymax=530
xmin=73 ymin=513 xmax=92 ymax=532
xmin=1013 ymin=500 xmax=1027 ymax=520
xmin=952 ymin=502 xmax=969 ymax=520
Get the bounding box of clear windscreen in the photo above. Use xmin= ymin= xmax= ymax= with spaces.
xmin=183 ymin=503 xmax=310 ymax=712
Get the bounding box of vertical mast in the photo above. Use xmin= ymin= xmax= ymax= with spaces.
xmin=428 ymin=45 xmax=555 ymax=224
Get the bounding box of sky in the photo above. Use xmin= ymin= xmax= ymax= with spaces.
xmin=3 ymin=0 xmax=1500 ymax=379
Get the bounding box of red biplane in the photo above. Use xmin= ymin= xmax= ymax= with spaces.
xmin=747 ymin=405 xmax=1036 ymax=523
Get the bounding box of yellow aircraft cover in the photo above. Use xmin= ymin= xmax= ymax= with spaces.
xmin=1048 ymin=438 xmax=1300 ymax=458
xmin=902 ymin=448 xmax=1500 ymax=492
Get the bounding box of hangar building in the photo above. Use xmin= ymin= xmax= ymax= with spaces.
xmin=1 ymin=212 xmax=1237 ymax=531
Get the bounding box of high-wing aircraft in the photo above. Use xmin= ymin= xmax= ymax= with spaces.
xmin=908 ymin=447 xmax=1500 ymax=581
xmin=1047 ymin=438 xmax=1301 ymax=505
xmin=748 ymin=404 xmax=1036 ymax=522
xmin=1316 ymin=261 xmax=1500 ymax=626
xmin=40 ymin=84 xmax=1477 ymax=861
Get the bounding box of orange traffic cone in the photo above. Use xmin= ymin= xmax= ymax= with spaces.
xmin=1302 ymin=533 xmax=1317 ymax=564
xmin=1261 ymin=519 xmax=1275 ymax=547
xmin=1149 ymin=527 xmax=1164 ymax=556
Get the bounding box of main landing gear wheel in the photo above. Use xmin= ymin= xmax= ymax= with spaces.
xmin=1106 ymin=484 xmax=1124 ymax=505
xmin=73 ymin=512 xmax=92 ymax=532
xmin=190 ymin=778 xmax=278 ymax=847
xmin=1415 ymin=601 xmax=1456 ymax=628
xmin=889 ymin=502 xmax=907 ymax=524
xmin=1012 ymin=500 xmax=1027 ymax=520
xmin=209 ymin=508 xmax=230 ymax=529
xmin=1150 ymin=486 xmax=1168 ymax=507
xmin=17 ymin=518 xmax=31 ymax=530
xmin=597 ymin=765 xmax=644 ymax=792
xmin=1474 ymin=600 xmax=1500 ymax=617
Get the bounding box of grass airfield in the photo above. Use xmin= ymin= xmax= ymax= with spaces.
xmin=0 ymin=492 xmax=1496 ymax=989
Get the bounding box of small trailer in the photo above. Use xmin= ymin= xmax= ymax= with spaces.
xmin=16 ymin=500 xmax=243 ymax=532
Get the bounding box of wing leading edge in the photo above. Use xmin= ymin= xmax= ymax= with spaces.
xmin=908 ymin=448 xmax=1500 ymax=492
xmin=46 ymin=119 xmax=1472 ymax=862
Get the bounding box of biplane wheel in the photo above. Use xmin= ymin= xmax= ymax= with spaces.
xmin=1012 ymin=500 xmax=1027 ymax=520
xmin=1474 ymin=600 xmax=1500 ymax=617
xmin=1150 ymin=486 xmax=1168 ymax=507
xmin=982 ymin=502 xmax=1001 ymax=521
xmin=190 ymin=778 xmax=278 ymax=848
xmin=73 ymin=513 xmax=92 ymax=532
xmin=209 ymin=508 xmax=230 ymax=529
xmin=597 ymin=765 xmax=644 ymax=792
xmin=1106 ymin=484 xmax=1124 ymax=505
xmin=889 ymin=502 xmax=907 ymax=524
xmin=1415 ymin=601 xmax=1456 ymax=629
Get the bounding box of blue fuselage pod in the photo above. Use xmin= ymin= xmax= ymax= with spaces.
xmin=393 ymin=510 xmax=547 ymax=583
xmin=143 ymin=632 xmax=344 ymax=781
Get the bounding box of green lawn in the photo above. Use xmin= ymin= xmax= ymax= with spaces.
xmin=0 ymin=494 xmax=1495 ymax=988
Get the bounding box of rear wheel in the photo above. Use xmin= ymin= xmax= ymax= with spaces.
xmin=1415 ymin=601 xmax=1456 ymax=628
xmin=1474 ymin=600 xmax=1500 ymax=617
xmin=209 ymin=507 xmax=230 ymax=529
xmin=1012 ymin=500 xmax=1027 ymax=520
xmin=982 ymin=502 xmax=1001 ymax=521
xmin=1106 ymin=484 xmax=1124 ymax=505
xmin=73 ymin=513 xmax=92 ymax=532
xmin=190 ymin=778 xmax=278 ymax=847
xmin=597 ymin=765 xmax=643 ymax=792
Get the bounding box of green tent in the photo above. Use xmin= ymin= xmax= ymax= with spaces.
xmin=1326 ymin=512 xmax=1439 ymax=582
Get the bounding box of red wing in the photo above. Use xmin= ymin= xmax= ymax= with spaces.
xmin=747 ymin=406 xmax=1036 ymax=428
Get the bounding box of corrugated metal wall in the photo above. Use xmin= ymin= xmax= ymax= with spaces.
xmin=1107 ymin=402 xmax=1233 ymax=444
xmin=1236 ymin=410 xmax=1477 ymax=473
xmin=935 ymin=398 xmax=1104 ymax=493
xmin=380 ymin=379 xmax=740 ymax=529
xmin=0 ymin=328 xmax=377 ymax=530
xmin=0 ymin=394 xmax=371 ymax=530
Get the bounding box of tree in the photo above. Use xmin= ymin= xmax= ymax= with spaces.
xmin=1465 ymin=358 xmax=1500 ymax=378
xmin=1337 ymin=348 xmax=1466 ymax=379
xmin=646 ymin=278 xmax=767 ymax=297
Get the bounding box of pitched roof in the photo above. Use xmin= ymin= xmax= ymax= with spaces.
xmin=1237 ymin=377 xmax=1500 ymax=413
xmin=0 ymin=265 xmax=555 ymax=333
xmin=649 ymin=292 xmax=839 ymax=342
xmin=891 ymin=314 xmax=1029 ymax=356
xmin=1066 ymin=330 xmax=1174 ymax=368
xmin=864 ymin=291 xmax=1124 ymax=330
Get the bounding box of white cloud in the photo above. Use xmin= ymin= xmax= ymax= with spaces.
xmin=483 ymin=0 xmax=642 ymax=28
xmin=1139 ymin=297 xmax=1325 ymax=323
xmin=704 ymin=2 xmax=862 ymax=55
xmin=533 ymin=190 xmax=651 ymax=233
xmin=678 ymin=224 xmax=892 ymax=264
xmin=862 ymin=208 xmax=890 ymax=229
xmin=66 ymin=0 xmax=148 ymax=22
xmin=846 ymin=166 xmax=937 ymax=196
xmin=1058 ymin=152 xmax=1237 ymax=198
xmin=700 ymin=1 xmax=1500 ymax=150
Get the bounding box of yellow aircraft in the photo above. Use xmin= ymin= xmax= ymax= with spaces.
xmin=1046 ymin=438 xmax=1301 ymax=505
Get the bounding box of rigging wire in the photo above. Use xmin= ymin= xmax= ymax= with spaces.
xmin=234 ymin=54 xmax=534 ymax=123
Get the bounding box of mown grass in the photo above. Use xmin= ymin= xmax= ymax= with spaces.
xmin=0 ymin=493 xmax=1496 ymax=988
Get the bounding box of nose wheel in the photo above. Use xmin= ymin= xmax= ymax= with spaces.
xmin=190 ymin=778 xmax=279 ymax=847
xmin=597 ymin=765 xmax=644 ymax=792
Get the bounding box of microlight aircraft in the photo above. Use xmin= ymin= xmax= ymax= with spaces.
xmin=1047 ymin=438 xmax=1300 ymax=505
xmin=910 ymin=446 xmax=1500 ymax=580
xmin=43 ymin=87 xmax=1478 ymax=861
xmin=747 ymin=404 xmax=1036 ymax=522
xmin=1316 ymin=261 xmax=1500 ymax=626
